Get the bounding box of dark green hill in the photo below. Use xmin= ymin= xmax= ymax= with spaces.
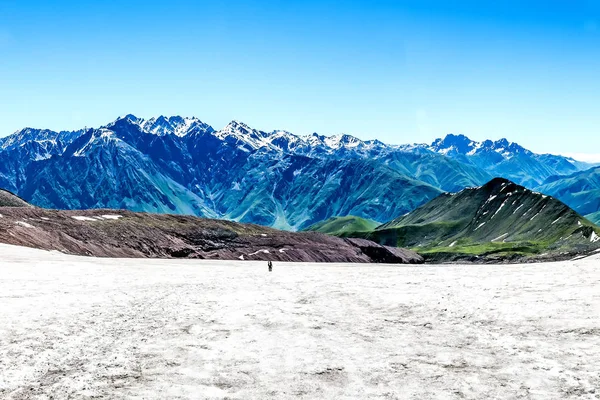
xmin=0 ymin=189 xmax=32 ymax=208
xmin=365 ymin=178 xmax=600 ymax=261
xmin=304 ymin=215 xmax=380 ymax=236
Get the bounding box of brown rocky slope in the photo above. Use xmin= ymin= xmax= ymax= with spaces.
xmin=0 ymin=205 xmax=422 ymax=264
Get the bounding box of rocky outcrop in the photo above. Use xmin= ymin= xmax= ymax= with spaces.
xmin=344 ymin=238 xmax=423 ymax=264
xmin=0 ymin=207 xmax=423 ymax=264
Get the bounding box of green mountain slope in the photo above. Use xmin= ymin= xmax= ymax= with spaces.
xmin=304 ymin=215 xmax=380 ymax=236
xmin=367 ymin=178 xmax=600 ymax=260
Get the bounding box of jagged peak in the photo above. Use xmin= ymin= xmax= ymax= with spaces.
xmin=111 ymin=114 xmax=213 ymax=137
xmin=223 ymin=120 xmax=253 ymax=131
xmin=429 ymin=133 xmax=532 ymax=158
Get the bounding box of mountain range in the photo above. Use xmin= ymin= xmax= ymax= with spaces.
xmin=0 ymin=115 xmax=596 ymax=230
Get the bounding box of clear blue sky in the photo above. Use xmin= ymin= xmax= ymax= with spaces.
xmin=1 ymin=0 xmax=599 ymax=158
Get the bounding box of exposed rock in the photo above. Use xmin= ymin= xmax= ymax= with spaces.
xmin=0 ymin=207 xmax=423 ymax=264
xmin=345 ymin=238 xmax=423 ymax=264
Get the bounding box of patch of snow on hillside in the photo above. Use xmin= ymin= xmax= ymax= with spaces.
xmin=15 ymin=221 xmax=33 ymax=228
xmin=100 ymin=215 xmax=122 ymax=220
xmin=530 ymin=204 xmax=547 ymax=221
xmin=491 ymin=199 xmax=508 ymax=219
xmin=491 ymin=233 xmax=508 ymax=242
xmin=248 ymin=249 xmax=270 ymax=256
xmin=551 ymin=217 xmax=562 ymax=225
xmin=591 ymin=231 xmax=600 ymax=243
xmin=512 ymin=204 xmax=525 ymax=215
xmin=474 ymin=222 xmax=486 ymax=231
xmin=485 ymin=195 xmax=498 ymax=203
xmin=72 ymin=216 xmax=98 ymax=222
xmin=449 ymin=241 xmax=457 ymax=247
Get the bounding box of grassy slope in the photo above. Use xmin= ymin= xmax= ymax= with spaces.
xmin=355 ymin=178 xmax=600 ymax=260
xmin=304 ymin=215 xmax=380 ymax=236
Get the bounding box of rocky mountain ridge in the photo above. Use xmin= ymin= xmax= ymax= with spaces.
xmin=0 ymin=115 xmax=593 ymax=230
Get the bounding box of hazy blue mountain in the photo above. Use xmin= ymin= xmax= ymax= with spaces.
xmin=586 ymin=211 xmax=600 ymax=225
xmin=421 ymin=134 xmax=591 ymax=187
xmin=537 ymin=166 xmax=600 ymax=222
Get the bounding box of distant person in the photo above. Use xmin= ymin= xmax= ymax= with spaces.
xmin=268 ymin=261 xmax=273 ymax=272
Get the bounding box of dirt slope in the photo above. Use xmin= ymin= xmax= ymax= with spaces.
xmin=0 ymin=207 xmax=422 ymax=264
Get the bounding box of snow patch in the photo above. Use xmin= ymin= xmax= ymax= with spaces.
xmin=512 ymin=204 xmax=525 ymax=215
xmin=491 ymin=233 xmax=508 ymax=242
xmin=248 ymin=249 xmax=270 ymax=256
xmin=485 ymin=195 xmax=498 ymax=204
xmin=15 ymin=221 xmax=33 ymax=228
xmin=72 ymin=216 xmax=98 ymax=222
xmin=491 ymin=199 xmax=508 ymax=219
xmin=529 ymin=205 xmax=547 ymax=221
xmin=100 ymin=215 xmax=122 ymax=220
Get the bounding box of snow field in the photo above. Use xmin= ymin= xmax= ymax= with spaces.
xmin=0 ymin=244 xmax=599 ymax=399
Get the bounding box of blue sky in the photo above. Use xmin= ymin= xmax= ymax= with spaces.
xmin=1 ymin=0 xmax=599 ymax=158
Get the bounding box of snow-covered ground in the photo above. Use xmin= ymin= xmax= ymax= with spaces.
xmin=1 ymin=244 xmax=599 ymax=399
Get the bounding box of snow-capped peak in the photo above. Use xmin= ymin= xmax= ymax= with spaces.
xmin=428 ymin=134 xmax=530 ymax=159
xmin=112 ymin=115 xmax=213 ymax=137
